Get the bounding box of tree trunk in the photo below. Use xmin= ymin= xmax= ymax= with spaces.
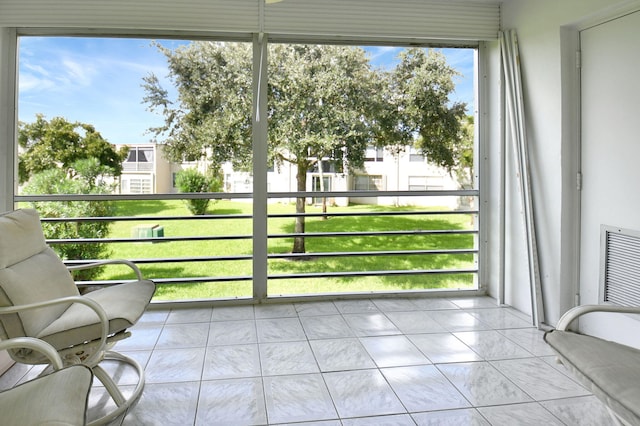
xmin=292 ymin=164 xmax=307 ymax=253
xmin=318 ymin=158 xmax=327 ymax=219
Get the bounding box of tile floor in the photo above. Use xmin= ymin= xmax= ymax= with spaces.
xmin=0 ymin=296 xmax=616 ymax=425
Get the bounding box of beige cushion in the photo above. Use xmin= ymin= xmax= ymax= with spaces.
xmin=0 ymin=209 xmax=49 ymax=269
xmin=0 ymin=364 xmax=92 ymax=425
xmin=0 ymin=210 xmax=78 ymax=340
xmin=545 ymin=330 xmax=640 ymax=425
xmin=38 ymin=280 xmax=156 ymax=350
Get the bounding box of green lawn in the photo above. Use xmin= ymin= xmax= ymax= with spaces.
xmin=94 ymin=199 xmax=477 ymax=300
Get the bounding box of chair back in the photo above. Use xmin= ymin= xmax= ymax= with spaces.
xmin=0 ymin=209 xmax=79 ymax=341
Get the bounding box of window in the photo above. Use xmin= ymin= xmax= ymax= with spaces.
xmin=354 ymin=175 xmax=384 ymax=191
xmin=365 ymin=146 xmax=384 ymax=162
xmin=123 ymin=178 xmax=152 ymax=194
xmin=408 ymin=176 xmax=445 ymax=191
xmin=409 ymin=147 xmax=425 ymax=162
xmin=14 ymin=34 xmax=479 ymax=301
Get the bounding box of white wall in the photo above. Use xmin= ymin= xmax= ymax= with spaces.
xmin=495 ymin=0 xmax=640 ymax=325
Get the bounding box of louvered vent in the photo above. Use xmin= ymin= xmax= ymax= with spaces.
xmin=601 ymin=225 xmax=640 ymax=306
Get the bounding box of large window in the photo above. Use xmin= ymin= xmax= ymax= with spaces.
xmin=15 ymin=35 xmax=479 ymax=301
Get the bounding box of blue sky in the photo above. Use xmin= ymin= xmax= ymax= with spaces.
xmin=19 ymin=37 xmax=475 ymax=146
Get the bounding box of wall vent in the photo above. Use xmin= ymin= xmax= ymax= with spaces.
xmin=600 ymin=225 xmax=640 ymax=306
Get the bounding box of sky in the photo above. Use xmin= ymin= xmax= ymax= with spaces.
xmin=18 ymin=37 xmax=476 ymax=146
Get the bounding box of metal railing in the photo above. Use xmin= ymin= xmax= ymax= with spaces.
xmin=16 ymin=189 xmax=480 ymax=301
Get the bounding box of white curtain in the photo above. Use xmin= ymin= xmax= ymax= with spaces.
xmin=499 ymin=29 xmax=545 ymax=328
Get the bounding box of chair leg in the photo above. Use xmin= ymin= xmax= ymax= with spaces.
xmin=87 ymin=351 xmax=146 ymax=426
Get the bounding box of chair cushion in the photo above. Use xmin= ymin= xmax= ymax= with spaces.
xmin=0 ymin=209 xmax=79 ymax=340
xmin=545 ymin=330 xmax=640 ymax=425
xmin=0 ymin=209 xmax=48 ymax=269
xmin=0 ymin=364 xmax=92 ymax=425
xmin=37 ymin=279 xmax=156 ymax=350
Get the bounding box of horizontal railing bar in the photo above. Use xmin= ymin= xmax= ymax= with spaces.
xmin=64 ymin=248 xmax=477 ymax=265
xmin=47 ymin=229 xmax=477 ymax=244
xmin=49 ymin=235 xmax=252 ymax=244
xmin=75 ymin=267 xmax=477 ymax=286
xmin=38 ymin=209 xmax=478 ymax=223
xmin=268 ymin=268 xmax=478 ymax=280
xmin=268 ymin=249 xmax=477 ymax=259
xmin=268 ymin=190 xmax=479 ymax=198
xmin=268 ymin=210 xmax=478 ymax=218
xmin=269 ymin=229 xmax=477 ymax=238
xmin=17 ymin=189 xmax=477 ymax=202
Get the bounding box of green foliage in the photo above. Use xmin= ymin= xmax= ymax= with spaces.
xmin=18 ymin=114 xmax=128 ymax=185
xmin=22 ymin=160 xmax=116 ymax=280
xmin=142 ymin=42 xmax=468 ymax=253
xmin=174 ymin=168 xmax=222 ymax=215
xmin=383 ymin=48 xmax=467 ymax=170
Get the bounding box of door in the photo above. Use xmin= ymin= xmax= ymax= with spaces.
xmin=579 ymin=10 xmax=640 ymax=341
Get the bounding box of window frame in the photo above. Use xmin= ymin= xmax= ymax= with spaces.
xmin=4 ymin=28 xmax=485 ymax=303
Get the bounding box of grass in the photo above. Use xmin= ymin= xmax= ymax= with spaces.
xmin=90 ymin=199 xmax=477 ymax=301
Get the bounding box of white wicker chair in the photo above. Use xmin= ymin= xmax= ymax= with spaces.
xmin=0 ymin=337 xmax=93 ymax=425
xmin=0 ymin=208 xmax=156 ymax=425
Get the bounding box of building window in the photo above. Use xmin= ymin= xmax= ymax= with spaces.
xmin=124 ymin=178 xmax=152 ymax=194
xmin=408 ymin=176 xmax=444 ymax=190
xmin=354 ymin=175 xmax=383 ymax=191
xmin=409 ymin=146 xmax=425 ymax=162
xmin=364 ymin=146 xmax=384 ymax=162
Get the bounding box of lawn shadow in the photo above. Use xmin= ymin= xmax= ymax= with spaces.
xmin=115 ymin=200 xmax=175 ymax=216
xmin=268 ymin=213 xmax=475 ymax=290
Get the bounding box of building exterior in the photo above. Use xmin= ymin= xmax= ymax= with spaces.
xmin=120 ymin=143 xmax=462 ymax=209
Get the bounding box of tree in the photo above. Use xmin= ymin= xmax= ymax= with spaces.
xmin=142 ymin=43 xmax=466 ymax=254
xmin=383 ymin=48 xmax=467 ymax=170
xmin=143 ymin=42 xmax=383 ymax=253
xmin=18 ymin=114 xmax=129 ymax=184
xmin=175 ymin=168 xmax=222 ymax=215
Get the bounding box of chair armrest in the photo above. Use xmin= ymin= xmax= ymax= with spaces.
xmin=0 ymin=296 xmax=109 ymax=366
xmin=556 ymin=304 xmax=640 ymax=331
xmin=0 ymin=337 xmax=64 ymax=370
xmin=67 ymin=259 xmax=144 ymax=280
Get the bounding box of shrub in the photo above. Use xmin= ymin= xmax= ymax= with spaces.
xmin=175 ymin=168 xmax=221 ymax=215
xmin=22 ymin=161 xmax=116 ymax=281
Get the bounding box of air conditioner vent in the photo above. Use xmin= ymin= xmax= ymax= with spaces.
xmin=601 ymin=225 xmax=640 ymax=306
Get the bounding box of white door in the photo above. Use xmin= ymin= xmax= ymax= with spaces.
xmin=579 ymin=10 xmax=640 ymax=342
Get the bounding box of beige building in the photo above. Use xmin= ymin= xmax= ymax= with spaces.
xmin=121 ymin=143 xmax=462 ymax=208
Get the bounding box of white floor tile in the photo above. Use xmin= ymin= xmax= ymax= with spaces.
xmin=259 ymin=341 xmax=319 ymax=376
xmin=412 ymin=408 xmax=490 ymax=426
xmin=540 ymin=395 xmax=615 ymax=426
xmin=382 ymin=365 xmax=470 ymax=412
xmin=202 ymin=344 xmax=261 ymax=380
xmin=359 ymin=335 xmax=430 ymax=367
xmin=196 ymin=378 xmax=267 ymax=425
xmin=408 ymin=333 xmax=481 ymax=364
xmin=122 ymin=382 xmax=199 ymax=425
xmin=342 ymin=313 xmax=402 ymax=336
xmin=385 ymin=311 xmax=447 ymax=334
xmin=453 ymin=330 xmax=534 ymax=360
xmin=300 ymin=314 xmax=354 ymax=339
xmin=208 ymin=319 xmax=257 ymax=345
xmin=437 ymin=361 xmax=532 ymax=406
xmin=490 ymin=357 xmax=590 ymax=400
xmin=477 ymin=402 xmax=564 ymax=426
xmin=263 ymin=374 xmax=337 ymax=424
xmin=309 ymin=338 xmax=376 ymax=372
xmin=256 ymin=317 xmax=307 ymax=342
xmin=323 ymin=369 xmax=405 ymax=418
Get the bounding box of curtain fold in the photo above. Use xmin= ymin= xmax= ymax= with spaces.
xmin=499 ymin=29 xmax=545 ymax=328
